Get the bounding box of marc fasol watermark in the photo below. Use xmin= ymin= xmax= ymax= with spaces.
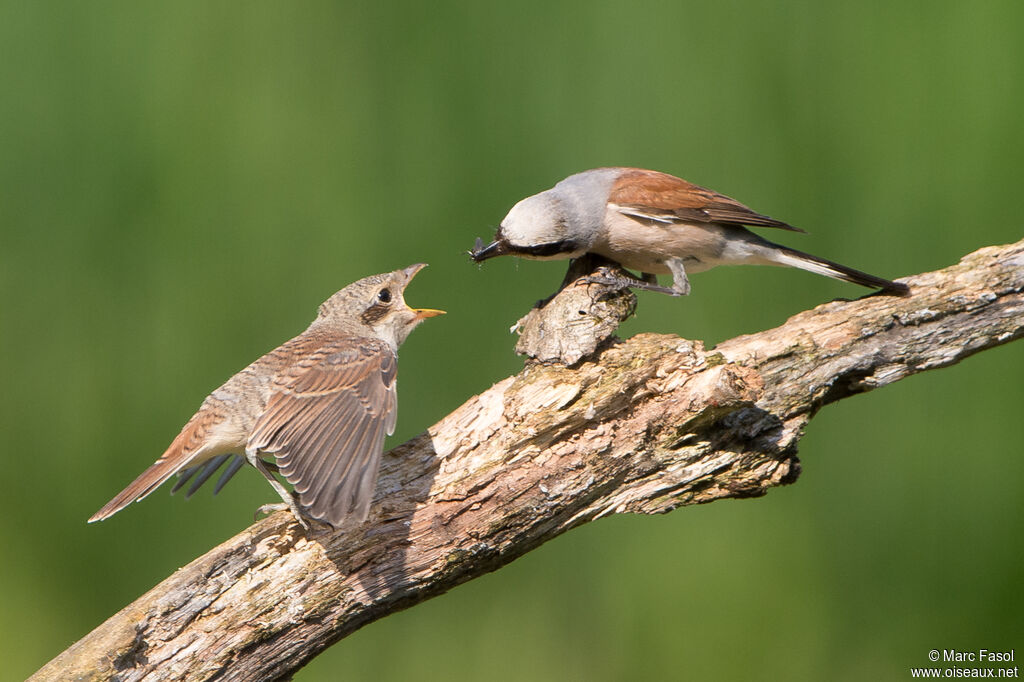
xmin=910 ymin=649 xmax=1018 ymax=679
xmin=929 ymin=650 xmax=1015 ymax=664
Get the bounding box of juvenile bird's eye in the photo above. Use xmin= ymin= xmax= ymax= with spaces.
xmin=377 ymin=288 xmax=392 ymax=303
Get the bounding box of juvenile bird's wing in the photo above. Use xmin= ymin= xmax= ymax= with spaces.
xmin=609 ymin=168 xmax=803 ymax=231
xmin=248 ymin=335 xmax=398 ymax=526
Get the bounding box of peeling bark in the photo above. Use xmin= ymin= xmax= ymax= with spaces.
xmin=33 ymin=240 xmax=1024 ymax=682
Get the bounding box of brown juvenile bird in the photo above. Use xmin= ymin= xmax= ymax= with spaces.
xmin=89 ymin=264 xmax=444 ymax=529
xmin=471 ymin=167 xmax=907 ymax=296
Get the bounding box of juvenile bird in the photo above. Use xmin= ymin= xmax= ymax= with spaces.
xmin=471 ymin=167 xmax=907 ymax=296
xmin=89 ymin=264 xmax=443 ymax=529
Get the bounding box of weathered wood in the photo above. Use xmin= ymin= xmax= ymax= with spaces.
xmin=512 ymin=254 xmax=638 ymax=364
xmin=33 ymin=240 xmax=1024 ymax=682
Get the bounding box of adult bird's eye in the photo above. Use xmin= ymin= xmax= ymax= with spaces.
xmin=377 ymin=288 xmax=392 ymax=303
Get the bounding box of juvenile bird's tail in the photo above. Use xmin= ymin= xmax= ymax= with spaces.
xmin=88 ymin=412 xmax=212 ymax=523
xmin=768 ymin=245 xmax=909 ymax=294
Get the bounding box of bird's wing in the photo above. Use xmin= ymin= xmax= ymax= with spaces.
xmin=609 ymin=168 xmax=804 ymax=232
xmin=247 ymin=335 xmax=398 ymax=526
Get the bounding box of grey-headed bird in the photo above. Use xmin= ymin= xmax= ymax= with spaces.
xmin=89 ymin=264 xmax=444 ymax=529
xmin=471 ymin=167 xmax=907 ymax=296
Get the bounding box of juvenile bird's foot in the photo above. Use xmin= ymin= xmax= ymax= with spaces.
xmin=254 ymin=501 xmax=313 ymax=531
xmin=255 ymin=501 xmax=291 ymax=519
xmin=246 ymin=446 xmax=312 ymax=530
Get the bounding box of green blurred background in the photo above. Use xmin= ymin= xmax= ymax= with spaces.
xmin=3 ymin=1 xmax=1022 ymax=680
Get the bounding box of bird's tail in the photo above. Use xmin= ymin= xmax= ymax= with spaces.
xmin=767 ymin=244 xmax=909 ymax=294
xmin=88 ymin=414 xmax=208 ymax=523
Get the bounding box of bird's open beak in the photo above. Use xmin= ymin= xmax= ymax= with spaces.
xmin=402 ymin=263 xmax=429 ymax=280
xmin=469 ymin=237 xmax=509 ymax=263
xmin=400 ymin=263 xmax=446 ymax=319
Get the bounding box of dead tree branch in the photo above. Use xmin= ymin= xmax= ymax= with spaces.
xmin=33 ymin=239 xmax=1024 ymax=681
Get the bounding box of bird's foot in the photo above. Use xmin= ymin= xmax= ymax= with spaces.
xmin=254 ymin=501 xmax=318 ymax=532
xmin=580 ymin=271 xmax=677 ymax=296
xmin=664 ymin=258 xmax=691 ymax=296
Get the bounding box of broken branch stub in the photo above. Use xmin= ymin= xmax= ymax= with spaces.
xmin=513 ymin=256 xmax=638 ymax=365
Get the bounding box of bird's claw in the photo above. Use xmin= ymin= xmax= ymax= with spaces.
xmin=255 ymin=502 xmax=312 ymax=531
